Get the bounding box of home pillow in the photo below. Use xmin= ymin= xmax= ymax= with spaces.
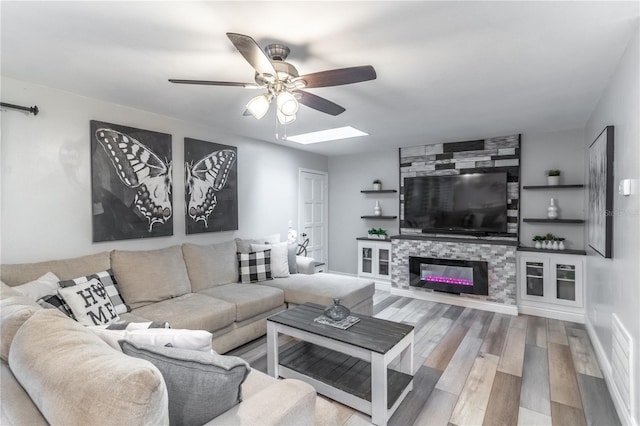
xmin=251 ymin=242 xmax=290 ymax=278
xmin=237 ymin=250 xmax=272 ymax=283
xmin=12 ymin=272 xmax=60 ymax=302
xmin=57 ymin=279 xmax=120 ymax=326
xmin=111 ymin=245 xmax=192 ymax=309
xmin=9 ymin=309 xmax=169 ymax=425
xmin=58 ymin=269 xmax=130 ymax=314
xmin=120 ymin=340 xmax=250 ymax=425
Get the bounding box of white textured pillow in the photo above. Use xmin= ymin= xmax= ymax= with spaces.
xmin=13 ymin=272 xmax=60 ymax=302
xmin=90 ymin=328 xmax=213 ymax=352
xmin=251 ymin=242 xmax=290 ymax=278
xmin=57 ymin=279 xmax=120 ymax=326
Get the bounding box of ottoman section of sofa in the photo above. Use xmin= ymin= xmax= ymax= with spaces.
xmin=265 ymin=273 xmax=375 ymax=311
xmin=198 ymin=284 xmax=285 ymax=322
xmin=131 ymin=293 xmax=235 ymax=332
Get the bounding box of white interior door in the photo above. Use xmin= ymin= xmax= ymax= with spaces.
xmin=298 ymin=169 xmax=328 ymax=265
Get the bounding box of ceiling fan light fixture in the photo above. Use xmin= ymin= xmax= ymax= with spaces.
xmin=277 ymin=91 xmax=299 ymax=116
xmin=246 ymin=94 xmax=270 ymax=119
xmin=277 ymin=110 xmax=296 ymax=125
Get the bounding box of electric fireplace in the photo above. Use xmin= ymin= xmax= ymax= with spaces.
xmin=409 ymin=256 xmax=489 ymax=295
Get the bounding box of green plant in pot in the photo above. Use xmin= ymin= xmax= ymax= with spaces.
xmin=532 ymin=235 xmax=544 ymax=249
xmin=546 ymin=169 xmax=561 ymax=186
xmin=372 ymin=179 xmax=382 ymax=190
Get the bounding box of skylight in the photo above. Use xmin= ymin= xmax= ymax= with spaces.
xmin=287 ymin=126 xmax=368 ymax=144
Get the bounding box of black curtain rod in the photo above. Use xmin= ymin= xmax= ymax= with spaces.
xmin=0 ymin=102 xmax=39 ymax=116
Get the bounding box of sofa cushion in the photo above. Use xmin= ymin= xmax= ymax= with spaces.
xmin=1 ymin=362 xmax=48 ymax=425
xmin=8 ymin=309 xmax=169 ymax=425
xmin=0 ymin=252 xmax=111 ymax=286
xmin=92 ymin=327 xmax=213 ymax=352
xmin=265 ymin=273 xmax=375 ymax=309
xmin=121 ymin=340 xmax=250 ymax=426
xmin=182 ymin=241 xmax=239 ymax=291
xmin=58 ymin=269 xmax=130 ymax=314
xmin=11 ymin=272 xmax=59 ymax=302
xmin=57 ymin=279 xmax=120 ymax=326
xmin=198 ymin=283 xmax=285 ymax=322
xmin=0 ymin=296 xmax=41 ymax=361
xmin=132 ymin=293 xmax=236 ymax=332
xmin=251 ymin=242 xmax=290 ymax=278
xmin=288 ymin=243 xmax=298 ymax=274
xmin=111 ymin=245 xmax=191 ymax=309
xmin=238 ymin=250 xmax=272 ymax=283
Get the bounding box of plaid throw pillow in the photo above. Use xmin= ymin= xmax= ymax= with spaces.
xmin=58 ymin=269 xmax=130 ymax=314
xmin=237 ymin=250 xmax=272 ymax=283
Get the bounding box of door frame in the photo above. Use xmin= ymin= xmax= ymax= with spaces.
xmin=298 ymin=168 xmax=329 ymax=269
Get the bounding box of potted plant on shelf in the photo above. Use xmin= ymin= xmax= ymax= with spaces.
xmin=373 ymin=179 xmax=382 ymax=191
xmin=546 ymin=169 xmax=561 ymax=186
xmin=532 ymin=235 xmax=543 ymax=249
xmin=368 ymin=228 xmax=387 ymax=239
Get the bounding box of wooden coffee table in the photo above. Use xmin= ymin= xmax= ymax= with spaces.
xmin=266 ymin=303 xmax=414 ymax=426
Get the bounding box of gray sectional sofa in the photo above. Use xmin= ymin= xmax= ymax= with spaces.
xmin=0 ymin=237 xmax=375 ymax=425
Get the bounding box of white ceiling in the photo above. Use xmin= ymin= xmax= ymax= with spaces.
xmin=1 ymin=1 xmax=638 ymax=156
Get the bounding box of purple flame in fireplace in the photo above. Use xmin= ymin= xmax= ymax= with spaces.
xmin=422 ymin=274 xmax=474 ymax=286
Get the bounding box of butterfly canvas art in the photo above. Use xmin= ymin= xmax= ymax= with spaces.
xmin=184 ymin=138 xmax=238 ymax=234
xmin=91 ymin=121 xmax=173 ymax=242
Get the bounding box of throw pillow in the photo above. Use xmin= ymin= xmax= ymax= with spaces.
xmin=120 ymin=340 xmax=250 ymax=425
xmin=12 ymin=272 xmax=60 ymax=302
xmin=58 ymin=269 xmax=130 ymax=314
xmin=237 ymin=250 xmax=272 ymax=283
xmin=57 ymin=279 xmax=120 ymax=326
xmin=288 ymin=243 xmax=298 ymax=274
xmin=251 ymin=242 xmax=290 ymax=278
xmin=39 ymin=294 xmax=73 ymax=317
xmin=91 ymin=328 xmax=212 ymax=352
xmin=235 ymin=233 xmax=281 ymax=253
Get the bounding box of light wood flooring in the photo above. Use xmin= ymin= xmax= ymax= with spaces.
xmin=227 ymin=291 xmax=620 ymax=426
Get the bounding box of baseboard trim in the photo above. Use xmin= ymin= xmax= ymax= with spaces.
xmin=518 ymin=304 xmax=585 ymax=323
xmin=389 ymin=287 xmax=518 ymax=316
xmin=585 ymin=317 xmax=637 ymax=426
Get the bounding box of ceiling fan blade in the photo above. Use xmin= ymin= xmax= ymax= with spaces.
xmin=226 ymin=33 xmax=278 ymax=80
xmin=298 ymin=65 xmax=376 ymax=88
xmin=296 ymin=90 xmax=346 ymax=116
xmin=168 ymin=79 xmax=259 ymax=88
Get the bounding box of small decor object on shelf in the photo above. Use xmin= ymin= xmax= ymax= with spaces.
xmin=533 ymin=235 xmax=543 ymax=249
xmin=546 ymin=169 xmax=561 ymax=186
xmin=558 ymin=238 xmax=566 ymax=250
xmin=372 ymin=179 xmax=382 ymax=191
xmin=323 ymin=298 xmax=351 ymax=321
xmin=368 ymin=228 xmax=387 ymax=239
xmin=373 ymin=200 xmax=382 ymax=216
xmin=547 ymin=198 xmax=559 ymax=219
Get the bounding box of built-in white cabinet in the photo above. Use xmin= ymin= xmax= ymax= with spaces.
xmin=357 ymin=240 xmax=391 ymax=284
xmin=518 ymin=251 xmax=585 ymax=322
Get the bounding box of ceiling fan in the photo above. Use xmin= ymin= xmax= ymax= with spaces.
xmin=169 ymin=33 xmax=377 ymax=125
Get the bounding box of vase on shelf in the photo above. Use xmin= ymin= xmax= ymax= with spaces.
xmin=535 ymin=241 xmax=542 ymax=249
xmin=559 ymin=241 xmax=565 ymax=250
xmin=552 ymin=241 xmax=559 ymax=250
xmin=547 ymin=198 xmax=559 ymax=219
xmin=324 ymin=298 xmax=350 ymax=321
xmin=373 ymin=200 xmax=382 ymax=216
xmin=373 ymin=183 xmax=382 ymax=191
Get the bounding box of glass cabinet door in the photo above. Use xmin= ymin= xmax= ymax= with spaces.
xmin=525 ymin=261 xmax=544 ymax=297
xmin=361 ymin=247 xmax=373 ymax=274
xmin=378 ymin=248 xmax=390 ymax=277
xmin=555 ymin=264 xmax=576 ymax=301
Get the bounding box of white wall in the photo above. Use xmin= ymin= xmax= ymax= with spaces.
xmin=519 ymin=128 xmax=586 ymax=250
xmin=0 ymin=77 xmax=327 ymax=264
xmin=584 ymin=24 xmax=640 ymax=425
xmin=328 ymin=150 xmax=399 ymax=274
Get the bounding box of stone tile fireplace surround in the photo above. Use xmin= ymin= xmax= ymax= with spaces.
xmin=391 ymin=235 xmax=518 ymax=314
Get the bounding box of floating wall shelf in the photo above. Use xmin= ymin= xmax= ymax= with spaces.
xmin=523 ymin=218 xmax=585 ymax=224
xmin=360 ymin=189 xmax=398 ymax=194
xmin=518 ymin=246 xmax=586 ymax=256
xmin=361 ymin=215 xmax=398 ymax=220
xmin=522 ymin=184 xmax=585 ymax=190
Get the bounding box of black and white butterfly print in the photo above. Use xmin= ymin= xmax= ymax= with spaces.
xmin=185 ymin=149 xmax=236 ymax=228
xmin=95 ymin=128 xmax=173 ymax=231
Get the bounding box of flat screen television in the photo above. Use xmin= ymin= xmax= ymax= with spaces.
xmin=402 ymin=172 xmax=508 ymax=236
